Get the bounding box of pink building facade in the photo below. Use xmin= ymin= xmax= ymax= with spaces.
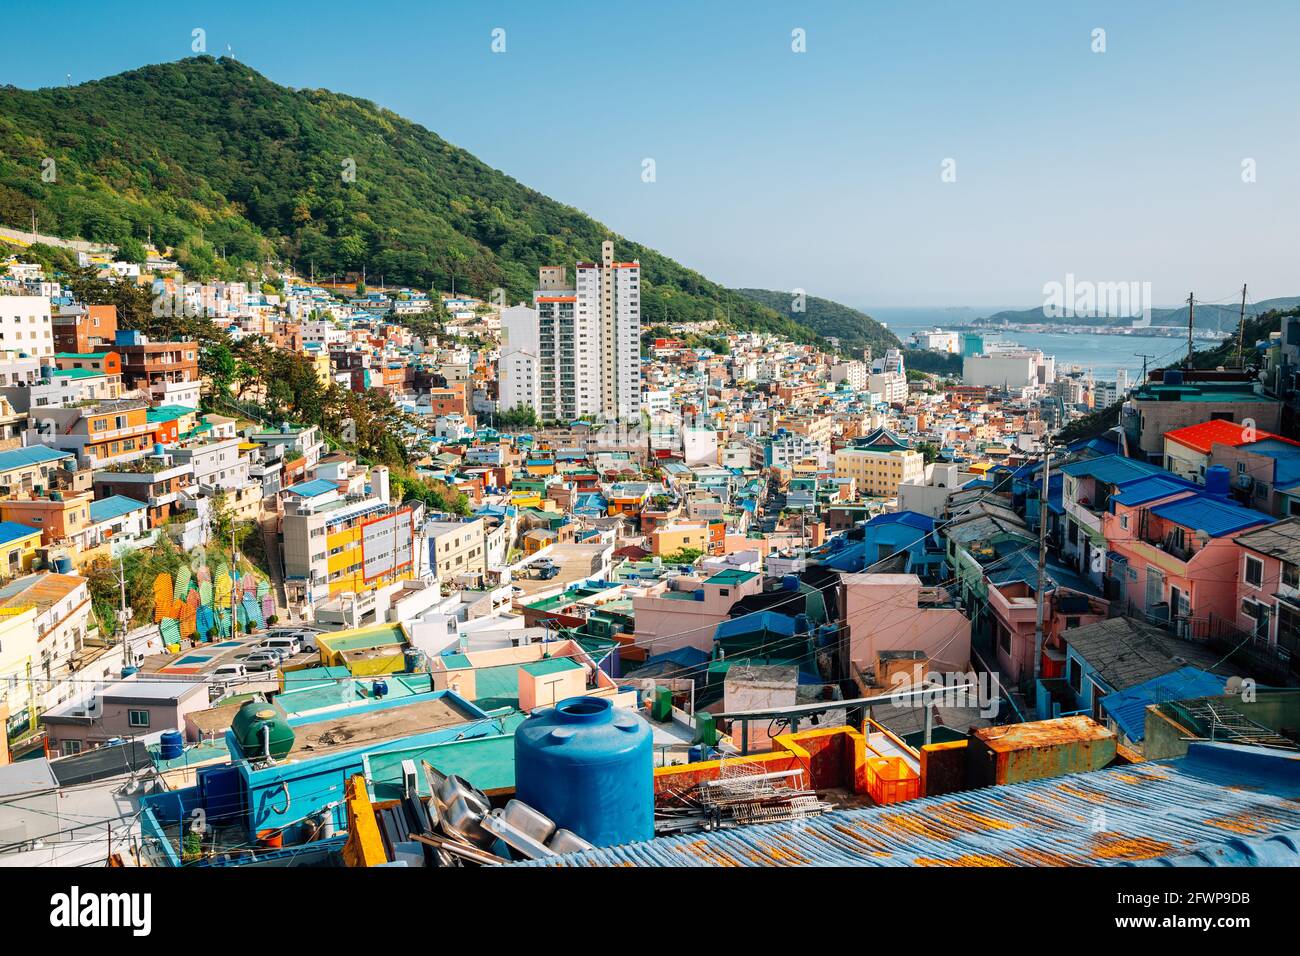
xmin=841 ymin=573 xmax=971 ymax=684
xmin=632 ymin=570 xmax=763 ymax=656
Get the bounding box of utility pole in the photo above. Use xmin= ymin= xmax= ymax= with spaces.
xmin=1185 ymin=292 xmax=1195 ymax=369
xmin=1032 ymin=447 xmax=1052 ymax=700
xmin=1135 ymin=353 xmax=1155 ymax=386
xmin=1237 ymin=284 xmax=1248 ymax=369
xmin=117 ymin=553 xmax=133 ymax=668
xmin=231 ymin=521 xmax=240 ymax=638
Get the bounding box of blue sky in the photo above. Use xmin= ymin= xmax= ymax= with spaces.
xmin=3 ymin=0 xmax=1298 ymax=310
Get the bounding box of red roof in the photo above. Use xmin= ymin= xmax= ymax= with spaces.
xmin=1164 ymin=419 xmax=1297 ymax=454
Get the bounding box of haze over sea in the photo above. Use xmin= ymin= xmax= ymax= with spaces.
xmin=868 ymin=306 xmax=1203 ymax=383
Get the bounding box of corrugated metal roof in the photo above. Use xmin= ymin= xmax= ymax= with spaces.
xmin=1059 ymin=454 xmax=1166 ymax=485
xmin=0 ymin=520 xmax=41 ymax=547
xmin=89 ymin=494 xmax=147 ymax=523
xmin=1110 ymin=476 xmax=1196 ymax=506
xmin=283 ymin=478 xmax=338 ymax=498
xmin=1164 ymin=419 xmax=1281 ymax=453
xmin=1123 ymin=832 xmax=1300 ymax=867
xmin=0 ymin=445 xmax=72 ymax=471
xmin=518 ymin=743 xmax=1300 ymax=867
xmin=1150 ymin=494 xmax=1273 ymax=538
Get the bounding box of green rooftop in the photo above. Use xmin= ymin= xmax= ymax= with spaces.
xmin=317 ymin=624 xmax=406 ymax=653
xmin=470 ymin=657 xmax=583 ymax=712
xmin=707 ymin=569 xmax=758 ymax=586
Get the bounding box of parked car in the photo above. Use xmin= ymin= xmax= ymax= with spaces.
xmin=261 ymin=628 xmax=320 ymax=653
xmin=259 ymin=636 xmax=302 ymax=658
xmin=212 ymin=663 xmax=248 ymax=681
xmin=243 ymin=651 xmax=282 ymax=672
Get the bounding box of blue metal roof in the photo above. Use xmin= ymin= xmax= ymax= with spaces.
xmin=0 ymin=446 xmax=72 ymax=471
xmin=1124 ymin=832 xmax=1300 ymax=867
xmin=1059 ymin=454 xmax=1166 ymax=485
xmin=520 ymin=743 xmax=1300 ymax=867
xmin=865 ymin=510 xmax=936 ymax=532
xmin=1099 ymin=667 xmax=1227 ymax=742
xmin=0 ymin=520 xmax=40 ymax=547
xmin=1110 ymin=476 xmax=1197 ymax=507
xmin=1066 ymin=436 xmax=1121 ymax=457
xmin=283 ymin=478 xmax=338 ymax=498
xmin=88 ymin=494 xmax=146 ymax=523
xmin=1150 ymin=494 xmax=1273 ymax=538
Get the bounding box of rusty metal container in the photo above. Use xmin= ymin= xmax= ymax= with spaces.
xmin=966 ymin=715 xmax=1116 ymax=788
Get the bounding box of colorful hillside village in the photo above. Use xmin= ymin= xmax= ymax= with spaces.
xmin=0 ymin=248 xmax=1297 ymax=870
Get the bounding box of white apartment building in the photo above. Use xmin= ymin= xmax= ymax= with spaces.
xmin=830 ymin=361 xmax=869 ymax=390
xmin=497 ymin=304 xmax=541 ymax=415
xmin=531 ymin=242 xmax=641 ymax=424
xmin=910 ymin=328 xmax=960 ymax=353
xmin=0 ymin=294 xmax=54 ymax=360
xmin=868 ymin=371 xmax=909 ymax=405
xmin=302 ymin=319 xmax=349 ymax=347
xmin=425 ymin=517 xmax=487 ymax=582
xmin=962 ymin=349 xmax=1055 ymax=389
xmin=170 ymin=436 xmax=249 ymax=492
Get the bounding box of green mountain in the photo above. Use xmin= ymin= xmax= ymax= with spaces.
xmin=0 ymin=56 xmax=820 ymax=343
xmin=733 ymin=288 xmax=901 ymax=354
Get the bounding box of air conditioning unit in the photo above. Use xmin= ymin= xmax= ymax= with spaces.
xmin=1237 ymin=474 xmax=1253 ymax=489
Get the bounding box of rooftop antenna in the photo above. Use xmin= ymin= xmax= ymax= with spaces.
xmin=1185 ymin=292 xmax=1195 ymax=369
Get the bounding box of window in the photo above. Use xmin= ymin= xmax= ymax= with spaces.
xmin=1245 ymin=555 xmax=1264 ymax=588
xmin=128 ymin=709 xmax=149 ymax=728
xmin=61 ymin=740 xmax=82 ymax=756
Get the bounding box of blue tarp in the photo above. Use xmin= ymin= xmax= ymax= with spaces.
xmin=1100 ymin=667 xmax=1227 ymax=742
xmin=715 ymin=611 xmax=797 ymax=641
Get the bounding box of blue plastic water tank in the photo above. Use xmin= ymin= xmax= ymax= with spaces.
xmin=783 ymin=574 xmax=801 ymax=591
xmin=514 ymin=696 xmax=653 ymax=847
xmin=159 ymin=731 xmax=184 ymax=761
xmin=53 ymin=556 xmax=73 ymax=574
xmin=122 ymin=666 xmax=139 ymax=678
xmin=1165 ymin=369 xmax=1184 ymax=386
xmin=372 ymin=679 xmax=389 ymax=698
xmin=1205 ymin=464 xmax=1231 ymax=498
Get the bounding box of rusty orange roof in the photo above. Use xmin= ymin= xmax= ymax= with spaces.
xmin=971 ymin=715 xmax=1113 ymax=753
xmin=535 ymin=296 xmax=576 ymax=303
xmin=0 ymin=572 xmax=85 ymax=613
